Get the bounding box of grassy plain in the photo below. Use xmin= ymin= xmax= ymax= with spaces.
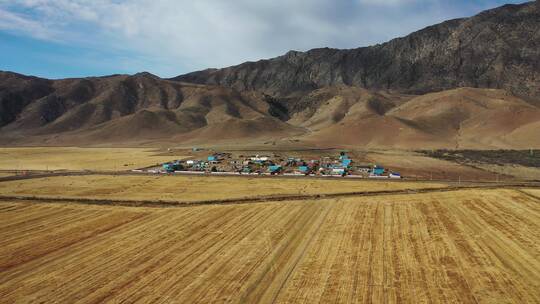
xmin=0 ymin=189 xmax=538 ymax=303
xmin=365 ymin=150 xmax=498 ymax=180
xmin=0 ymin=174 xmax=447 ymax=202
xmin=0 ymin=147 xmax=181 ymax=171
xmin=472 ymin=164 xmax=540 ymax=181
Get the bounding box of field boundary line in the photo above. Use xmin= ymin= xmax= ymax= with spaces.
xmin=1 ymin=185 xmax=540 ymax=208
xmin=2 ymin=169 xmax=540 ymax=186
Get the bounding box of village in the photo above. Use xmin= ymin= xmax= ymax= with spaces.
xmin=145 ymin=150 xmax=403 ymax=179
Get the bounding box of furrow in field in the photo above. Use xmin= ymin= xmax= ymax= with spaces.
xmin=0 ymin=206 xmax=229 ymax=302
xmin=0 ymin=189 xmax=538 ymax=303
xmin=0 ymin=208 xmax=105 ymax=247
xmin=419 ymin=197 xmax=480 ymax=303
xmin=270 ymin=200 xmax=372 ymax=303
xmin=99 ymin=204 xmax=277 ymax=303
xmin=233 ymin=205 xmax=324 ymax=301
xmin=0 ymin=210 xmax=157 ymax=297
xmin=0 ymin=211 xmax=145 ymax=272
xmin=235 ymin=202 xmax=330 ymax=304
xmin=183 ymin=203 xmax=313 ymax=303
xmin=168 ymin=203 xmax=317 ymax=303
xmin=0 ymin=202 xmax=36 ymax=216
xmin=445 ymin=193 xmax=540 ymax=302
xmin=425 ymin=192 xmax=522 ymax=302
xmin=466 ymin=192 xmax=539 ymax=253
xmin=61 ymin=207 xmax=238 ymax=303
xmin=316 ymin=200 xmax=368 ymax=303
xmin=0 ymin=204 xmax=71 ymax=230
xmin=52 ymin=208 xmax=210 ymax=300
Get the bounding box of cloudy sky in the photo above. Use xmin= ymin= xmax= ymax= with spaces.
xmin=0 ymin=0 xmax=527 ymax=78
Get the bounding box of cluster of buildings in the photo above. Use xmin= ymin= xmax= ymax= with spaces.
xmin=159 ymin=151 xmax=402 ymax=179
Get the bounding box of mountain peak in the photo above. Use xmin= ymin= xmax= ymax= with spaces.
xmin=133 ymin=72 xmax=159 ymax=79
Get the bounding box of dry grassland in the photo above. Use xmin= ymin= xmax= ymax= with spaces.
xmin=366 ymin=150 xmax=497 ymax=180
xmin=455 ymin=163 xmax=540 ymax=181
xmin=0 ymin=174 xmax=447 ymax=202
xmin=0 ymin=188 xmax=538 ymax=303
xmin=0 ymin=147 xmax=180 ymax=171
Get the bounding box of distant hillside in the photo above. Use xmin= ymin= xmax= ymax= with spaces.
xmin=294 ymin=87 xmax=540 ymax=149
xmin=1 ymin=70 xmax=539 ymax=148
xmin=0 ymin=71 xmax=302 ymax=145
xmin=174 ymin=2 xmax=540 ymax=105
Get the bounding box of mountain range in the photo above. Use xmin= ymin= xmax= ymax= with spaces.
xmin=1 ymin=1 xmax=539 ymax=148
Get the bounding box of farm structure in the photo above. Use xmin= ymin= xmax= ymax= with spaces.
xmin=0 ymin=188 xmax=538 ymax=303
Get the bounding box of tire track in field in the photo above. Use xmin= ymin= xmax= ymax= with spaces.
xmin=79 ymin=208 xmax=247 ymax=303
xmin=236 ymin=204 xmax=325 ymax=303
xmin=267 ymin=204 xmax=333 ymax=304
xmin=110 ymin=207 xmax=271 ymax=303
xmin=171 ymin=205 xmax=302 ymax=303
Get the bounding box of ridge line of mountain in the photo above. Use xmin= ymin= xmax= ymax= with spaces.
xmin=172 ymin=1 xmax=540 ymax=103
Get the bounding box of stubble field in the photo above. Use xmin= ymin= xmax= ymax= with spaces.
xmin=0 ymin=174 xmax=447 ymax=202
xmin=521 ymin=188 xmax=540 ymax=199
xmin=0 ymin=188 xmax=538 ymax=303
xmin=0 ymin=147 xmax=181 ymax=171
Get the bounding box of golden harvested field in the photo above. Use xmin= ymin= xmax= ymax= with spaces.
xmin=0 ymin=188 xmax=538 ymax=303
xmin=0 ymin=147 xmax=181 ymax=171
xmin=521 ymin=188 xmax=540 ymax=199
xmin=0 ymin=174 xmax=447 ymax=202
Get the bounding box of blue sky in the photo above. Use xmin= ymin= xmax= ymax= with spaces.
xmin=0 ymin=0 xmax=528 ymax=79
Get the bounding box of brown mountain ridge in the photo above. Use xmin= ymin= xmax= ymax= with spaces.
xmin=175 ymin=1 xmax=540 ymax=103
xmin=1 ymin=70 xmax=539 ymax=148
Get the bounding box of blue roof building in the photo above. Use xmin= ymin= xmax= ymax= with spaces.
xmin=268 ymin=165 xmax=282 ymax=173
xmin=372 ymin=166 xmax=385 ymax=175
xmin=298 ymin=166 xmax=310 ymax=173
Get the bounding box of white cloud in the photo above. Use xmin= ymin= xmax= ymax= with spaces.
xmin=0 ymin=0 xmax=526 ymax=77
xmin=357 ymin=0 xmax=420 ymax=5
xmin=0 ymin=7 xmax=59 ymax=40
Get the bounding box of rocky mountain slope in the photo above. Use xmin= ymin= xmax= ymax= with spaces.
xmin=175 ymin=1 xmax=540 ymax=105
